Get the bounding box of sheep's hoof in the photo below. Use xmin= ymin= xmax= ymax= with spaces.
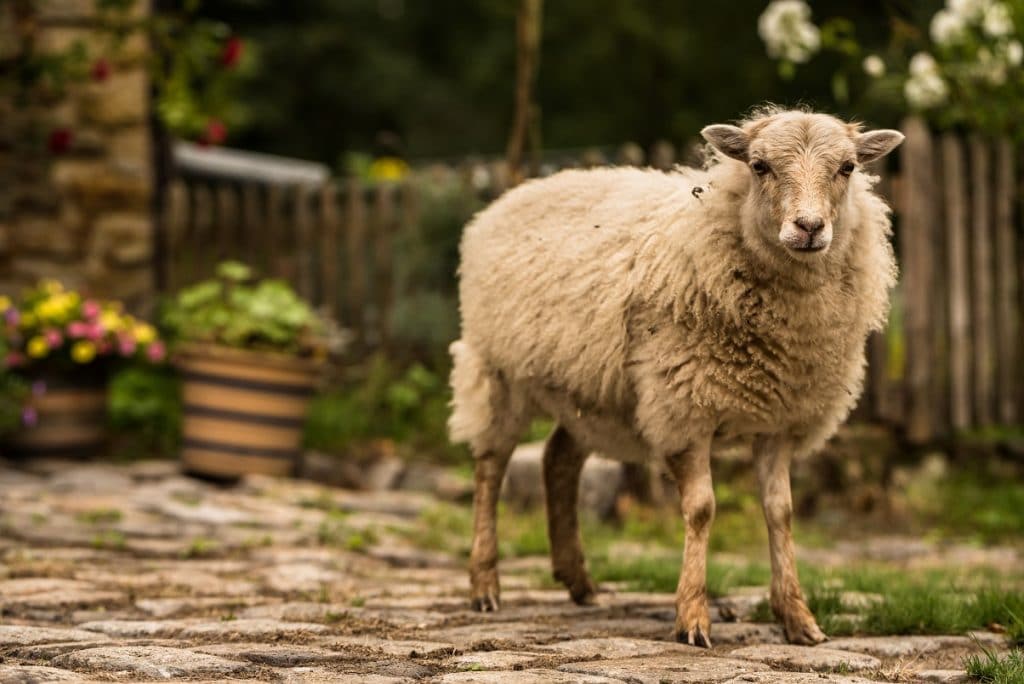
xmin=566 ymin=575 xmax=599 ymax=606
xmin=470 ymin=593 xmax=500 ymax=612
xmin=675 ymin=624 xmax=712 ymax=649
xmin=783 ymin=617 xmax=827 ymax=645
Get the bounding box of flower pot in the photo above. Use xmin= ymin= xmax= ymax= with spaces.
xmin=176 ymin=344 xmax=321 ymax=479
xmin=6 ymin=377 xmax=107 ymax=458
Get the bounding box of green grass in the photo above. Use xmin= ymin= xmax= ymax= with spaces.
xmin=906 ymin=468 xmax=1024 ymax=544
xmin=965 ymin=646 xmax=1024 ymax=683
xmin=76 ymin=508 xmax=123 ymax=525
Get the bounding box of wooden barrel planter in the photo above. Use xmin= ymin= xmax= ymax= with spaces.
xmin=6 ymin=378 xmax=107 ymax=459
xmin=176 ymin=344 xmax=322 ymax=479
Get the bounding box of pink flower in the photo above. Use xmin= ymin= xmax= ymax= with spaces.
xmin=82 ymin=300 xmax=101 ymax=320
xmin=44 ymin=328 xmax=63 ymax=348
xmin=5 ymin=308 xmax=20 ymax=327
xmin=21 ymin=406 xmax=37 ymax=427
xmin=146 ymin=340 xmax=166 ymax=363
xmin=5 ymin=351 xmax=24 ymax=368
xmin=86 ymin=322 xmax=104 ymax=341
xmin=67 ymin=321 xmax=90 ymax=338
xmin=118 ymin=334 xmax=136 ymax=356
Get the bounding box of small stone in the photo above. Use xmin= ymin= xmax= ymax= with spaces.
xmin=715 ymin=587 xmax=769 ymax=621
xmin=913 ymin=670 xmax=970 ymax=683
xmin=447 ymin=650 xmax=545 ymax=670
xmin=558 ymin=654 xmax=770 ymax=683
xmin=77 ymin=620 xmax=190 ymax=638
xmin=178 ymin=619 xmax=329 ymax=640
xmin=724 ymin=673 xmax=877 ymax=683
xmin=536 ymin=636 xmax=697 ymax=659
xmin=730 ymin=644 xmax=881 ymax=672
xmin=0 ymin=664 xmax=83 ymax=682
xmin=703 ymin=622 xmax=785 ymax=646
xmin=439 ymin=670 xmax=624 ymax=684
xmin=51 ymin=645 xmax=248 ymax=679
xmin=825 ymin=635 xmax=971 ymax=658
xmin=0 ymin=625 xmax=109 ymax=647
xmin=328 ymin=636 xmax=457 ymax=658
xmin=193 ymin=643 xmax=354 ymax=667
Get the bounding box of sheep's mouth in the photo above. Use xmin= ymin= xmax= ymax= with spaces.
xmin=790 ymin=243 xmax=827 ymax=253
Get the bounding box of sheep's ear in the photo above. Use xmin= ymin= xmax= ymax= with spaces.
xmin=701 ymin=124 xmax=750 ymax=162
xmin=856 ymin=129 xmax=904 ymax=163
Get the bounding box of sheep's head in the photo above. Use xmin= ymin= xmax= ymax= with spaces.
xmin=701 ymin=111 xmax=903 ymax=257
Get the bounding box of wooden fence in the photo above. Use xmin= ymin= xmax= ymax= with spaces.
xmin=160 ymin=118 xmax=1024 ymax=443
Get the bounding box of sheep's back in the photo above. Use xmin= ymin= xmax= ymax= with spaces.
xmin=457 ymin=167 xmax=699 ymax=410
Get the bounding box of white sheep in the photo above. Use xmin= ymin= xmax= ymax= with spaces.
xmin=448 ymin=106 xmax=903 ymax=646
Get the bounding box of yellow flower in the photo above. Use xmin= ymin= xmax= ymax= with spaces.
xmin=27 ymin=336 xmax=49 ymax=358
xmin=100 ymin=310 xmax=123 ymax=332
xmin=71 ymin=340 xmax=97 ymax=364
xmin=368 ymin=156 xmax=409 ymax=182
xmin=0 ymin=295 xmax=10 ymax=311
xmin=41 ymin=279 xmax=63 ymax=295
xmin=133 ymin=323 xmax=157 ymax=345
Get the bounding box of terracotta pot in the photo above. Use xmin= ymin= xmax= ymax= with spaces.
xmin=176 ymin=344 xmax=322 ymax=479
xmin=7 ymin=377 xmax=107 ymax=458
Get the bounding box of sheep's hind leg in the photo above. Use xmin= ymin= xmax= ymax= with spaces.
xmin=543 ymin=425 xmax=598 ymax=605
xmin=469 ymin=448 xmax=513 ymax=612
xmin=754 ymin=435 xmax=826 ymax=645
xmin=665 ymin=436 xmax=715 ymax=648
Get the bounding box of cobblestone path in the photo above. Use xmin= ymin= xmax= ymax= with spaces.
xmin=0 ymin=459 xmax=1008 ymax=682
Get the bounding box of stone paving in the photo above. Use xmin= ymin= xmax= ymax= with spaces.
xmin=0 ymin=458 xmax=1010 ymax=682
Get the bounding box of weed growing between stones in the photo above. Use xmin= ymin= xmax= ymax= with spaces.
xmin=964 ymin=645 xmax=1024 ymax=683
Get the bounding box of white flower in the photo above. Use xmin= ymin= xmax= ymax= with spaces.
xmin=758 ymin=0 xmax=821 ymax=64
xmin=976 ymin=46 xmax=1008 ymax=84
xmin=904 ymin=71 xmax=950 ymax=109
xmin=982 ymin=2 xmax=1014 ymax=36
xmin=948 ymin=0 xmax=993 ymax=22
xmin=930 ymin=9 xmax=967 ymax=45
xmin=1007 ymin=40 xmax=1023 ymax=65
xmin=862 ymin=55 xmax=886 ymax=77
xmin=909 ymin=51 xmax=940 ymax=76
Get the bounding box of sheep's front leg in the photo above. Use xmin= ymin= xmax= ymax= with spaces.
xmin=543 ymin=425 xmax=598 ymax=605
xmin=665 ymin=436 xmax=715 ymax=648
xmin=753 ymin=435 xmax=826 ymax=645
xmin=469 ymin=449 xmax=513 ymax=612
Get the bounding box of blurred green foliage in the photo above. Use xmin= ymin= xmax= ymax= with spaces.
xmin=107 ymin=364 xmax=181 ymax=458
xmin=304 ymin=354 xmax=462 ymax=462
xmin=196 ymin=0 xmax=926 ymax=163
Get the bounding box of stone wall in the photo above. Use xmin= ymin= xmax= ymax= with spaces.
xmin=0 ymin=0 xmax=154 ymax=312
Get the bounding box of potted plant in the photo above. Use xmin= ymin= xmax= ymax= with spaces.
xmin=1 ymin=280 xmax=166 ymax=458
xmin=163 ymin=262 xmax=333 ymax=480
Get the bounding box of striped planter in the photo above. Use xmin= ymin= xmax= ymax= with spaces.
xmin=177 ymin=344 xmax=321 ymax=479
xmin=6 ymin=379 xmax=107 ymax=458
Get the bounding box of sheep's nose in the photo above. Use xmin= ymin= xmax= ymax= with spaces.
xmin=794 ymin=216 xmax=825 ymax=234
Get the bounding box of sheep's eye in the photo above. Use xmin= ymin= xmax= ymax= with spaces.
xmin=839 ymin=161 xmax=855 ymax=177
xmin=750 ymin=160 xmax=770 ymax=176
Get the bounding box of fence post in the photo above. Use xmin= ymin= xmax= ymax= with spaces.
xmin=994 ymin=138 xmax=1018 ymax=425
xmin=941 ymin=134 xmax=972 ymax=432
xmin=320 ymin=182 xmax=341 ymax=323
xmin=969 ymin=136 xmax=995 ymax=427
xmin=345 ymin=179 xmax=368 ymax=346
xmin=295 ymin=183 xmax=315 ymax=302
xmin=899 ymin=117 xmax=938 ymax=443
xmin=374 ymin=183 xmax=397 ymax=349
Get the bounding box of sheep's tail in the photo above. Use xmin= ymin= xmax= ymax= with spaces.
xmin=448 ymin=340 xmax=495 ymax=446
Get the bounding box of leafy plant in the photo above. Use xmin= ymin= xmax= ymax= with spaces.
xmin=107 ymin=364 xmax=182 ymax=457
xmin=162 ymin=261 xmax=331 ymax=356
xmin=304 ymin=354 xmax=460 ymax=461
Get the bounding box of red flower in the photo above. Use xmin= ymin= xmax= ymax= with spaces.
xmin=201 ymin=119 xmax=228 ymax=146
xmin=47 ymin=128 xmax=73 ymax=154
xmin=220 ymin=37 xmax=243 ymax=68
xmin=91 ymin=58 xmax=111 ymax=82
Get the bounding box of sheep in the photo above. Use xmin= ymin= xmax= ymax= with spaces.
xmin=448 ymin=106 xmax=903 ymax=647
